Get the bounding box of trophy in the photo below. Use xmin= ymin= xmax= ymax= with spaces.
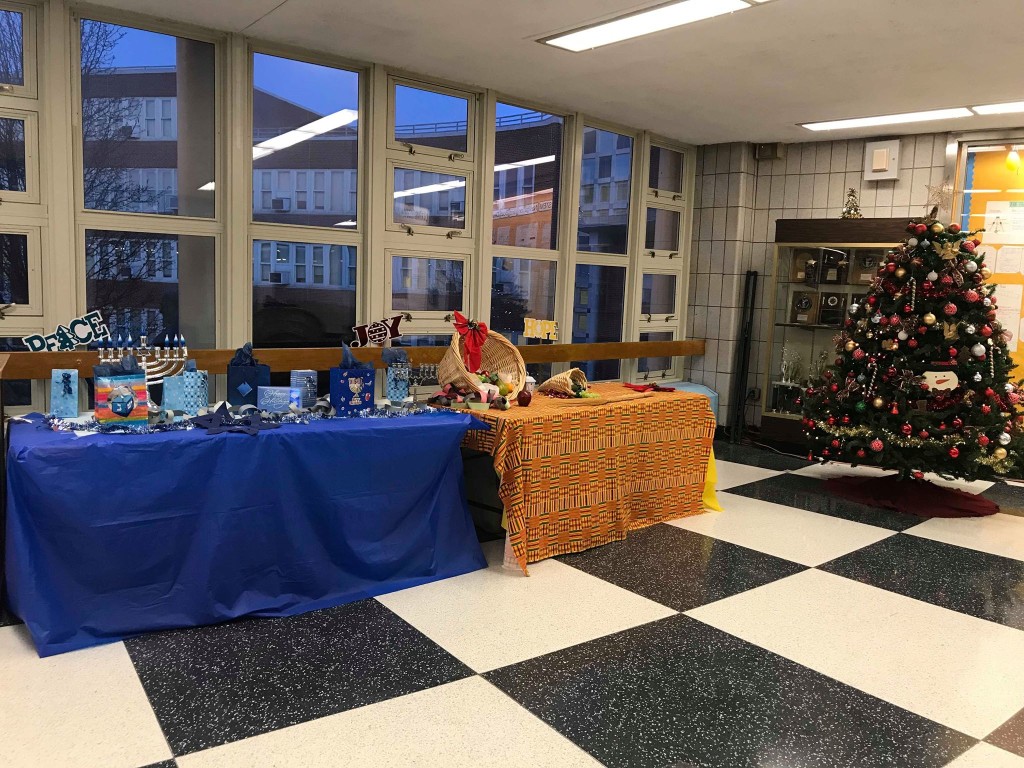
xmin=347 ymin=376 xmax=364 ymax=406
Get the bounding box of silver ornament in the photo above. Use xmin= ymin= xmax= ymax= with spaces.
xmin=897 ymin=330 xmax=909 ymax=341
xmin=849 ymin=303 xmax=859 ymax=315
xmin=999 ymin=432 xmax=1012 ymax=446
xmin=973 ymin=372 xmax=983 ymax=382
xmin=927 ymin=271 xmax=939 ymax=281
xmin=857 ymin=374 xmax=867 ymax=383
xmin=908 ymin=238 xmax=919 ymax=247
xmin=921 ymin=239 xmax=930 ymax=247
xmin=965 ymin=324 xmax=976 ymax=334
xmin=871 ymin=313 xmax=882 ymax=324
xmin=1006 ymin=383 xmax=1015 ymax=393
xmin=983 ymin=298 xmax=992 ymax=307
xmin=966 ymin=261 xmax=978 ymax=273
xmin=972 ymin=343 xmax=986 ymax=356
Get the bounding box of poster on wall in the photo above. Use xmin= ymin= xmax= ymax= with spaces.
xmin=984 ymin=201 xmax=1024 ymax=244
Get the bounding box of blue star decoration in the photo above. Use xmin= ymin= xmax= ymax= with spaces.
xmin=189 ymin=403 xmax=281 ymax=436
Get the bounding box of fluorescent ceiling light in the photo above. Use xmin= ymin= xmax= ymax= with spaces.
xmin=801 ymin=107 xmax=972 ymax=132
xmin=543 ymin=0 xmax=750 ymax=52
xmin=972 ymin=101 xmax=1024 ymax=115
xmin=333 ymin=220 xmax=357 ymax=227
xmin=393 ymin=179 xmax=466 ymax=199
xmin=198 ymin=182 xmax=215 ymax=191
xmin=493 ymin=155 xmax=556 ymax=172
xmin=253 ymin=108 xmax=358 ymax=159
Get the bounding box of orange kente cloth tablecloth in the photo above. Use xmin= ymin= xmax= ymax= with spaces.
xmin=461 ymin=382 xmax=716 ymax=573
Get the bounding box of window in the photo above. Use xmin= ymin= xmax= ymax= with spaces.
xmin=638 ymin=331 xmax=674 ymax=376
xmin=0 ymin=230 xmax=30 ymax=304
xmin=641 ymin=273 xmax=677 ymax=316
xmin=491 ymin=257 xmax=556 ymax=342
xmin=393 ymin=83 xmax=468 ymax=154
xmin=492 ymin=104 xmax=562 ymax=251
xmin=0 ymin=116 xmax=26 ymax=192
xmin=649 ymin=145 xmax=684 ymax=195
xmin=0 ymin=337 xmax=32 ymax=406
xmin=645 ymin=208 xmax=681 ymax=252
xmin=578 ymin=126 xmax=632 ymax=255
xmin=392 ymin=167 xmax=467 ymax=229
xmin=85 ymin=230 xmax=216 ymax=346
xmin=0 ymin=6 xmax=27 ymax=91
xmin=391 ymin=255 xmax=464 ymax=312
xmin=572 ymin=264 xmax=626 ymax=380
xmin=252 ymin=240 xmax=357 ymax=348
xmin=80 ymin=20 xmax=215 ymax=217
xmin=252 ymin=52 xmax=359 ymax=228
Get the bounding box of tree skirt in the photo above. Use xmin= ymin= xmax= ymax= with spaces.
xmin=824 ymin=474 xmax=999 ymax=518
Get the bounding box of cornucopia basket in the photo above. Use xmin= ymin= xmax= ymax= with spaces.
xmin=537 ymin=367 xmax=589 ymax=396
xmin=438 ymin=330 xmax=527 ymax=397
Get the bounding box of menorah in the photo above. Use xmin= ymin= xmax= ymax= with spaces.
xmin=98 ymin=333 xmax=189 ymax=387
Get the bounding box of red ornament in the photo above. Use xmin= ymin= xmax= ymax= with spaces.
xmin=867 ymin=296 xmax=878 ymax=306
xmin=939 ymin=423 xmax=947 ymax=431
xmin=914 ymin=223 xmax=928 ymax=235
xmin=823 ymin=370 xmax=833 ymax=380
xmin=985 ymin=387 xmax=995 ymax=397
xmin=919 ymin=430 xmax=929 ymax=439
xmin=841 ymin=415 xmax=851 ymax=424
xmin=827 ymin=416 xmax=836 ymax=426
xmin=965 ymin=290 xmax=980 ymax=303
xmin=964 ymin=240 xmax=976 ymax=252
xmin=949 ymin=224 xmax=961 ymax=234
xmin=830 ymin=383 xmax=839 ymax=393
xmin=979 ymin=435 xmax=990 ymax=446
xmin=1010 ymin=392 xmax=1021 ymax=404
xmin=856 ymin=449 xmax=867 ymax=458
xmin=949 ymin=347 xmax=959 ymax=357
xmin=981 ymin=326 xmax=993 ymax=337
xmin=890 ymin=405 xmax=900 ymax=415
xmin=943 ymin=302 xmax=957 ymax=315
xmin=912 ymin=470 xmax=925 ymax=479
xmin=870 ymin=438 xmax=884 ymax=452
xmin=908 ymin=339 xmax=919 ymax=349
xmin=941 ymin=275 xmax=954 ymax=286
xmin=917 ymin=326 xmax=928 ymax=334
xmin=879 ymin=316 xmax=890 ymax=326
xmin=831 ymin=440 xmax=840 ymax=449
xmin=901 ymin=424 xmax=913 ymax=435
xmin=982 ymin=405 xmax=992 ymax=415
xmin=903 ymin=304 xmax=913 ymax=314
xmin=822 ymin=448 xmax=830 ymax=456
xmin=949 ymin=446 xmax=960 ymax=458
xmin=886 ymin=263 xmax=896 ymax=273
xmin=973 ymin=240 xmax=982 ymax=247
xmin=807 ymin=420 xmax=816 ymax=429
xmin=952 ymin=418 xmax=963 ymax=429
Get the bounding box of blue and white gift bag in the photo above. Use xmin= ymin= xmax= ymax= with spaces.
xmin=50 ymin=369 xmax=79 ymax=418
xmin=163 ymin=370 xmax=209 ymax=415
xmin=290 ymin=369 xmax=317 ymax=408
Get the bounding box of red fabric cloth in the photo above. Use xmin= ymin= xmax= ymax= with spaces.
xmin=452 ymin=311 xmax=488 ymax=373
xmin=624 ymin=383 xmax=677 ymax=393
xmin=824 ymin=474 xmax=999 ymax=518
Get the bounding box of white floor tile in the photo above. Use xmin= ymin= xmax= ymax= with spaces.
xmin=714 ymin=459 xmax=781 ymax=490
xmin=177 ymin=676 xmax=601 ymax=768
xmin=376 ymin=541 xmax=675 ymax=672
xmin=669 ymin=492 xmax=895 ymax=566
xmin=687 ymin=569 xmax=1024 ymax=739
xmin=943 ymin=743 xmax=1024 ymax=768
xmin=0 ymin=625 xmax=172 ymax=768
xmin=906 ymin=513 xmax=1024 ymax=563
xmin=791 ymin=462 xmax=994 ymax=494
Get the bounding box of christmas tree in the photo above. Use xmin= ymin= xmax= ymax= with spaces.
xmin=802 ymin=214 xmax=1023 ymax=482
xmin=841 ymin=188 xmax=863 ymax=219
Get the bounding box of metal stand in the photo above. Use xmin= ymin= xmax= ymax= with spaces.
xmin=728 ymin=270 xmax=759 ymax=444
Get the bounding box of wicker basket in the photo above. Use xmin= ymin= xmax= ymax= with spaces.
xmin=438 ymin=330 xmax=527 ymax=398
xmin=537 ymin=368 xmax=589 ymax=396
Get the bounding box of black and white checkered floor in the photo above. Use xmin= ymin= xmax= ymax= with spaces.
xmin=4 ymin=441 xmax=1024 ymax=768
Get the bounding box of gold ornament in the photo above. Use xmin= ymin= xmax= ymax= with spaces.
xmin=872 ymin=397 xmax=885 ymax=409
xmin=923 ymin=313 xmax=937 ymax=325
xmin=932 ymin=240 xmax=959 ymax=261
xmin=941 ymin=321 xmax=959 ymax=341
xmin=930 ymin=222 xmax=945 ymax=234
xmin=994 ymin=447 xmax=1008 ymax=460
xmin=845 ymin=341 xmax=857 ymax=352
xmin=980 ymin=267 xmax=992 ymax=279
xmin=895 ymin=267 xmax=907 ymax=279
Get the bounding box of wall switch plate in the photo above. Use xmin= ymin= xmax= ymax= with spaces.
xmin=863 ymin=139 xmax=901 ymax=181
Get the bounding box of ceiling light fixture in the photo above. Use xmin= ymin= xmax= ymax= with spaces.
xmin=802 ymin=108 xmax=973 ymax=132
xmin=393 ymin=179 xmax=466 ymax=199
xmin=198 ymin=182 xmax=215 ymax=191
xmin=972 ymin=101 xmax=1024 ymax=115
xmin=253 ymin=108 xmax=358 ymax=159
xmin=493 ymin=155 xmax=556 ymax=172
xmin=542 ymin=0 xmax=750 ymax=52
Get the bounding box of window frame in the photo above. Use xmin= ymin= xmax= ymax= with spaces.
xmin=642 ymin=202 xmax=683 ymax=259
xmin=0 ymin=105 xmax=40 ymax=206
xmin=0 ymin=219 xmax=43 ymax=315
xmin=0 ymin=0 xmax=38 ymax=100
xmin=385 ymin=157 xmax=474 ymax=240
xmin=384 ymin=245 xmax=470 ymax=329
xmin=387 ymin=74 xmax=477 ymax=165
xmin=647 ymin=142 xmax=687 ymax=203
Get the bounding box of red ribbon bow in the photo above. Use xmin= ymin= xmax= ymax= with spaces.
xmin=453 ymin=311 xmax=488 ymax=373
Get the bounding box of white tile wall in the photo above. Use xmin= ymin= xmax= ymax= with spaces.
xmin=687 ymin=133 xmax=950 ymax=428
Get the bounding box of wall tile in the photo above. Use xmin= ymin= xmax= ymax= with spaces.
xmin=814 ymin=143 xmax=832 ymax=174
xmin=716 ymin=145 xmax=731 ymax=174
xmin=713 ymin=207 xmax=727 ymax=240
xmin=754 ymin=174 xmax=771 ymax=210
xmin=798 ymin=175 xmax=815 ymax=208
xmin=812 ymin=173 xmax=830 ymax=209
xmin=785 ymin=149 xmax=801 ymax=175
xmin=910 ymin=167 xmax=932 ymax=207
xmin=799 ymin=144 xmax=816 ymax=174
xmin=783 ymin=175 xmax=801 ymax=208
xmin=898 ymin=137 xmax=914 ymax=169
xmin=892 ymin=172 xmax=912 ymax=207
xmin=846 ymin=139 xmax=865 ymax=172
xmin=830 ymin=141 xmax=848 ymax=172
xmin=769 ymin=174 xmax=786 ymax=209
xmin=714 ymin=173 xmax=730 ymax=207
xmin=914 ymin=135 xmax=934 ymax=168
xmin=827 ymin=173 xmax=847 ymax=212
xmin=875 ymin=179 xmax=895 ymax=207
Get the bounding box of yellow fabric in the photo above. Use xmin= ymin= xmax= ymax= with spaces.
xmin=703 ymin=448 xmax=722 ymax=511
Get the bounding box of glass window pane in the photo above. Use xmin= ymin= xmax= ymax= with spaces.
xmin=393 ymin=168 xmax=466 ymax=229
xmin=649 ymin=146 xmax=683 ymax=193
xmin=0 ymin=9 xmax=24 ymax=87
xmin=252 ymin=53 xmax=359 ymax=228
xmin=252 ymin=240 xmax=357 ymax=348
xmin=572 ymin=264 xmax=625 ymax=380
xmin=391 ymin=256 xmax=463 ymax=312
xmin=0 ymin=337 xmax=30 ymax=406
xmin=578 ymin=127 xmax=632 ymax=255
xmin=85 ymin=230 xmax=216 ymax=346
xmin=641 ymin=273 xmax=677 ymax=316
xmin=80 ymin=21 xmax=215 ymax=217
xmin=639 ymin=331 xmax=673 ymax=373
xmin=0 ymin=117 xmax=26 ymax=192
xmin=0 ymin=232 xmax=29 ymax=305
xmin=645 ymin=208 xmax=680 ymax=251
xmin=393 ymin=84 xmax=467 ymax=153
xmin=491 ymin=257 xmax=556 ymax=343
xmin=492 ymin=103 xmax=562 ymax=250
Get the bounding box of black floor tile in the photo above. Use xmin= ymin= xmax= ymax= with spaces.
xmin=713 ymin=440 xmax=811 ymax=471
xmin=982 ymin=482 xmax=1024 ymax=518
xmin=137 ymin=761 xmax=177 ymax=768
xmin=988 ymin=705 xmax=1024 ymax=758
xmin=558 ymin=523 xmax=805 ymax=611
xmin=125 ymin=599 xmax=473 ymax=756
xmin=725 ymin=473 xmax=920 ymax=531
xmin=820 ymin=534 xmax=1024 ymax=631
xmin=485 ymin=614 xmax=974 ymax=768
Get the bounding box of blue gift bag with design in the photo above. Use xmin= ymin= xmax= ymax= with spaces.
xmin=330 ymin=344 xmax=376 ymax=415
xmin=164 ymin=369 xmax=208 ymax=415
xmin=227 ymin=342 xmax=270 ymax=407
xmin=50 ymin=369 xmax=79 ymax=418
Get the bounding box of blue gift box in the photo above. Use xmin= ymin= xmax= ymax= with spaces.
xmin=290 ymin=369 xmax=317 ymax=408
xmin=163 ymin=370 xmax=209 ymax=416
xmin=258 ymin=385 xmax=294 ymax=413
xmin=50 ymin=369 xmax=79 ymax=418
xmin=330 ymin=368 xmax=376 ymax=415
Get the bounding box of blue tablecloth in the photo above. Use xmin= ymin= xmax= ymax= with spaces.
xmin=5 ymin=412 xmax=488 ymax=656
